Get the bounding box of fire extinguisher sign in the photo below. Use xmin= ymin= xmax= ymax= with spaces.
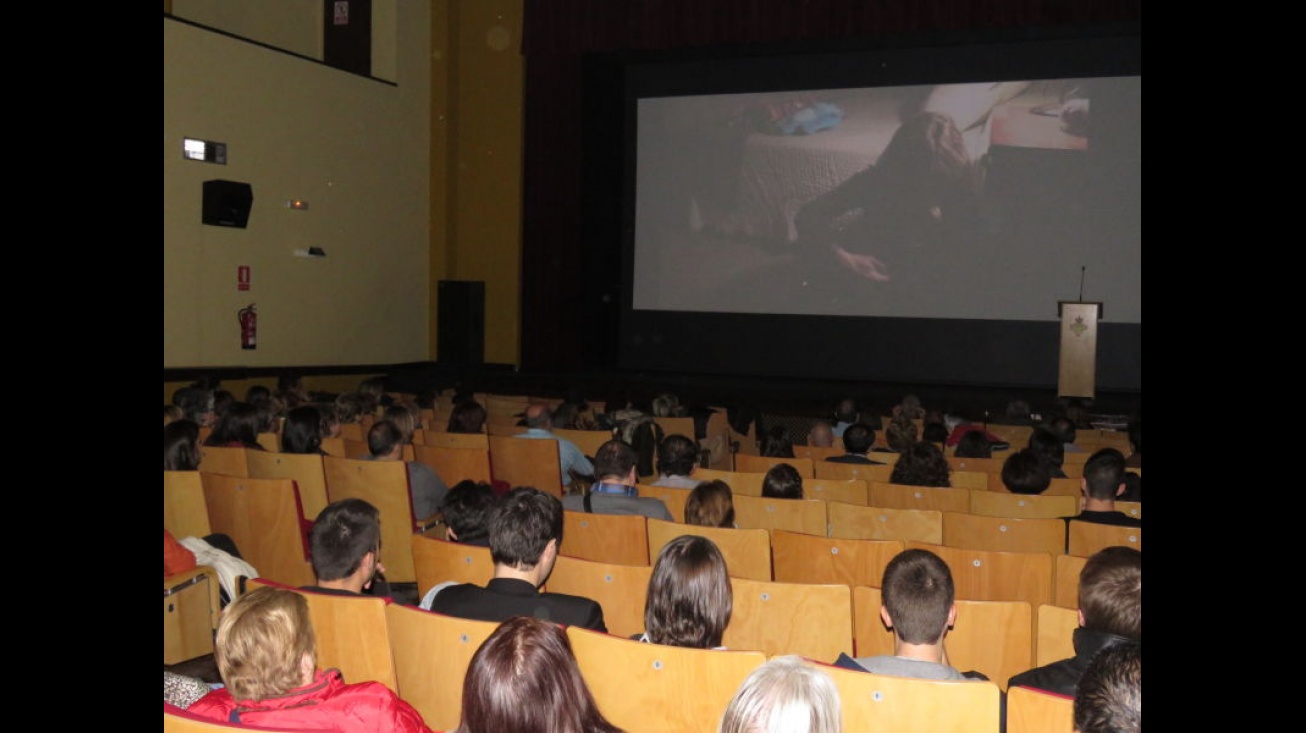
xmin=238 ymin=265 xmax=251 ymax=291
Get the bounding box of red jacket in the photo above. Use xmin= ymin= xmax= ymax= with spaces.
xmin=164 ymin=529 xmax=197 ymax=578
xmin=187 ymin=669 xmax=435 ymax=733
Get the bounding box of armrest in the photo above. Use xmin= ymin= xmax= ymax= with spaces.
xmin=164 ymin=566 xmax=215 ymax=596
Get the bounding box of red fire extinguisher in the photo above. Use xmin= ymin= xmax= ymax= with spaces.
xmin=238 ymin=304 xmax=258 ymax=350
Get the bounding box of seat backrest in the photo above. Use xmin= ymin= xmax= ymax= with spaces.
xmin=814 ymin=461 xmax=895 ymax=484
xmin=1043 ymin=477 xmax=1083 ymax=496
xmin=422 ymin=431 xmax=490 ymax=450
xmin=636 ymin=483 xmax=690 ymax=523
xmin=488 ymin=435 xmax=564 ymax=497
xmin=731 ymin=494 xmax=828 ymax=537
xmin=1116 ymin=500 xmax=1141 ymax=520
xmin=853 ymin=586 xmax=1032 ymax=691
xmin=342 ymin=437 xmax=372 ymax=459
xmin=198 ymin=445 xmax=250 ymax=478
xmin=950 ymin=469 xmax=991 ymax=491
xmin=1006 ymin=685 xmax=1075 ymax=733
xmin=734 ymin=453 xmax=815 ymax=478
xmin=545 ymin=553 xmax=653 ymax=640
xmin=1066 ymin=520 xmax=1141 ymax=557
xmin=256 ymin=431 xmax=282 ymax=453
xmin=338 ymin=422 xmax=366 ymax=441
xmin=321 ymin=455 xmax=421 ymax=583
xmin=164 ymin=566 xmax=221 ymax=665
xmin=946 ymin=456 xmax=1004 ymax=475
xmin=803 ymin=477 xmax=869 ymax=506
xmin=552 ymin=427 xmax=616 ymax=459
xmin=827 ymin=502 xmax=943 ymax=544
xmin=561 ymin=510 xmax=651 ymax=566
xmin=724 ymin=577 xmax=852 ymax=661
xmin=869 ymin=482 xmax=972 ymax=513
xmin=383 ymin=604 xmax=498 ymax=733
xmin=771 ymin=529 xmax=902 ymax=588
xmin=411 ymin=443 xmax=493 ymax=486
xmin=246 ymin=578 xmax=398 ymax=692
xmin=200 ymin=472 xmax=314 ymax=587
xmin=968 ymin=491 xmax=1079 ymax=520
xmin=566 ymin=625 xmax=766 ymax=733
xmin=164 ymin=703 xmax=334 ymax=733
xmin=319 ymin=436 xmax=346 ymax=457
xmin=816 ymin=657 xmax=1002 ymax=733
xmin=1053 ymin=553 xmax=1087 ymax=608
xmin=794 ymin=445 xmax=846 ymax=462
xmin=942 ymin=512 xmax=1067 ymax=554
xmin=905 ymin=542 xmax=1054 ymax=609
xmin=165 ymin=470 xmax=213 ymax=539
xmin=647 ymin=518 xmax=772 ymax=581
xmin=690 ymin=467 xmax=765 ymax=497
xmin=1036 ymin=604 xmax=1079 ymax=667
xmin=410 ymin=534 xmax=494 ymax=596
xmin=485 ymin=414 xmax=527 ymax=436
xmin=246 ymin=450 xmax=331 ymax=521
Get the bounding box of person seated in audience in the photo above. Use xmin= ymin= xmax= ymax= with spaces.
xmin=825 ymin=422 xmax=885 ymax=464
xmin=385 ymin=401 xmax=425 ymax=438
xmin=275 ymin=373 xmax=311 ymax=411
xmin=718 ymin=655 xmax=842 ymax=733
xmin=302 ymin=497 xmax=392 ymax=598
xmin=440 ymin=480 xmax=497 ymax=546
xmin=759 ymin=425 xmax=796 ymax=458
xmin=884 ymin=414 xmax=919 ymax=453
xmin=889 ymin=441 xmax=951 ymax=487
xmin=832 ymin=397 xmax=861 ymax=438
xmin=171 ymin=385 xmax=216 ymax=427
xmin=651 ymin=433 xmax=702 ymax=489
xmin=893 ymin=393 xmax=926 ymax=420
xmin=761 ymin=462 xmax=804 ymax=500
xmin=1027 ymin=427 xmax=1069 ymax=478
xmin=637 ymin=534 xmax=733 ymax=648
xmin=333 ymin=391 xmax=369 ymax=431
xmin=921 ymin=409 xmax=951 ymax=444
xmin=163 ymin=403 xmax=185 ymax=426
xmin=561 ymin=439 xmax=673 ymax=520
xmin=807 ymin=419 xmax=836 ymax=448
xmin=684 ymin=479 xmax=736 ymax=528
xmin=846 ymin=548 xmax=986 ymax=680
xmin=1048 ymin=414 xmax=1084 ymax=452
xmin=1120 ymin=418 xmax=1141 ymax=502
xmin=212 ymin=389 xmax=237 ymax=422
xmin=994 ymin=399 xmax=1035 ymax=426
xmin=428 ymin=486 xmax=607 ymax=631
xmin=165 ymin=418 xmax=202 ymax=471
xmin=365 ymin=419 xmax=447 ymax=522
xmin=1073 ymin=642 xmax=1141 ymax=733
xmin=279 ymin=404 xmax=326 ymax=455
xmin=186 ymin=585 xmax=435 ymax=733
xmin=1064 ymin=448 xmax=1141 ymax=528
xmin=447 ymin=398 xmax=488 ymax=433
xmin=1008 ymin=546 xmax=1140 ymax=696
xmin=519 ymin=403 xmax=596 ymax=489
xmin=455 ymin=615 xmax=625 ymax=733
xmin=953 ymin=428 xmax=993 ymax=458
xmin=1001 ymin=449 xmax=1052 ymax=495
xmin=356 ymin=375 xmax=393 ymax=417
xmin=652 ymin=391 xmax=689 ymax=417
xmin=202 ymin=401 xmax=266 ymax=450
xmin=314 ymin=401 xmax=343 ymax=440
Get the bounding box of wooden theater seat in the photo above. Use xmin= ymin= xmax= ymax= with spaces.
xmin=384 ymin=604 xmax=499 ymax=733
xmin=827 ymin=502 xmax=943 ymax=544
xmin=245 ymin=449 xmax=331 ymax=521
xmin=646 ymin=518 xmax=772 ymax=581
xmin=636 ymin=483 xmax=691 ymax=523
xmin=561 ymin=510 xmax=651 ymax=566
xmin=724 ymin=576 xmax=853 ymax=661
xmin=734 ymin=453 xmax=815 ymax=478
xmin=818 ymin=657 xmax=1002 ymax=733
xmin=488 ymin=435 xmax=564 ymax=497
xmin=410 ymin=534 xmax=494 ymax=596
xmin=731 ymin=494 xmax=828 ymax=538
xmin=164 ymin=565 xmax=221 ymax=665
xmin=545 ymin=553 xmax=653 ymax=640
xmin=868 ymin=482 xmax=971 ymax=513
xmin=771 ymin=529 xmax=902 ymax=589
xmin=201 ymin=473 xmax=315 ymax=588
xmin=198 ymin=445 xmax=249 ymax=477
xmin=164 ymin=470 xmax=212 ymax=539
xmin=942 ymin=512 xmax=1068 ymax=554
xmin=1066 ymin=520 xmax=1141 ymax=557
xmin=1006 ymin=685 xmax=1075 ymax=733
xmin=322 ymin=455 xmax=439 ymax=584
xmin=412 ymin=443 xmax=494 ymax=486
xmin=1036 ymin=603 xmax=1079 ymax=667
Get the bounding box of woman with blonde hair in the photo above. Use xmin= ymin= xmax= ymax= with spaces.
xmin=719 ymin=655 xmax=842 ymax=733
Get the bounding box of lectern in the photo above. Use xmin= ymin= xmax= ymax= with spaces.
xmin=1057 ymin=301 xmax=1102 ymax=399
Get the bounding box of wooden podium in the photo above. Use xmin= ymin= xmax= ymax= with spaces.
xmin=1058 ymin=301 xmax=1102 ymax=400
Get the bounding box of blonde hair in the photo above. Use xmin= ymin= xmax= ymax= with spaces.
xmin=719 ymin=656 xmax=841 ymax=733
xmin=215 ymin=586 xmax=317 ymax=702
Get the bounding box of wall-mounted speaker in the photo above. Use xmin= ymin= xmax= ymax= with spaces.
xmin=438 ymin=280 xmax=485 ymax=365
xmin=202 ymin=180 xmax=254 ymax=228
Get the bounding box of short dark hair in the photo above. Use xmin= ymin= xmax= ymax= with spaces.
xmin=834 ymin=398 xmax=859 ymax=424
xmin=1082 ymin=448 xmax=1127 ymax=501
xmin=310 ymin=499 xmax=381 ymax=581
xmin=173 ymin=386 xmax=215 ymax=424
xmin=1027 ymin=428 xmax=1065 ymax=470
xmin=367 ymin=419 xmax=404 ymax=457
xmin=881 ymin=548 xmax=954 ymax=645
xmin=1078 ymin=546 xmax=1141 ymax=640
xmin=841 ymin=423 xmax=875 ymax=454
xmin=644 ymin=535 xmax=733 ymax=649
xmin=593 ymin=439 xmax=638 ymax=479
xmin=657 ymin=434 xmax=700 ymax=476
xmin=889 ymin=442 xmax=951 ymax=488
xmin=953 ymin=429 xmax=992 ymax=459
xmin=761 ymin=463 xmax=803 ymax=500
xmin=281 ymin=405 xmax=324 ymax=455
xmin=1001 ymin=449 xmax=1052 ymax=495
xmin=1049 ymin=415 xmax=1077 ymax=445
xmin=1074 ymin=643 xmax=1141 ymax=733
xmin=488 ymin=487 xmax=563 ymax=570
xmin=164 ymin=418 xmax=201 ymax=471
xmin=441 ymin=480 xmax=497 ymax=544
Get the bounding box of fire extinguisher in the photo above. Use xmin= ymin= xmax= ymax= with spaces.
xmin=238 ymin=304 xmax=258 ymax=350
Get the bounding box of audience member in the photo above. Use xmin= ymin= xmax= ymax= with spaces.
xmin=440 ymin=480 xmax=496 ymax=546
xmin=202 ymin=401 xmax=266 ymax=450
xmin=826 ymin=422 xmax=885 ymax=464
xmin=333 ymin=391 xmax=368 ymax=430
xmin=894 ymin=394 xmax=926 ymax=420
xmin=1065 ymin=448 xmax=1141 ymax=528
xmin=447 ymin=399 xmax=488 ymax=434
xmin=366 ymin=419 xmax=448 ymax=522
xmin=1001 ymin=449 xmax=1052 ymax=495
xmin=807 ymin=420 xmax=836 ymax=448
xmin=995 ymin=399 xmax=1035 ymax=426
xmin=884 ymin=414 xmax=918 ymax=453
xmin=718 ymin=655 xmax=842 ymax=733
xmin=1048 ymin=414 xmax=1084 ymax=453
xmin=921 ymin=409 xmax=950 ymax=444
xmin=303 ymin=498 xmax=391 ymax=598
xmin=562 ymin=439 xmax=673 ymax=519
xmin=889 ymin=441 xmax=951 ymax=487
xmin=428 ymin=487 xmax=607 ymax=630
xmin=652 ymin=391 xmax=688 ymax=417
xmin=280 ymin=405 xmax=327 ymax=455
xmin=455 ymin=615 xmax=625 ymax=733
xmin=1073 ymin=642 xmax=1141 ymax=733
xmin=275 ymin=373 xmax=311 ymax=411
xmin=651 ymin=433 xmax=702 ymax=488
xmin=1027 ymin=427 xmax=1068 ymax=478
xmin=519 ymin=403 xmax=596 ymax=488
xmin=163 ymin=404 xmax=185 ymax=426
xmin=1008 ymin=546 xmax=1141 ymax=696
xmin=684 ymin=479 xmax=736 ymax=528
xmin=761 ymin=462 xmax=804 ymax=500
xmin=832 ymin=398 xmax=860 ymax=438
xmin=356 ymin=375 xmax=392 ymax=416
xmin=953 ymin=428 xmax=993 ymax=458
xmin=165 ymin=418 xmax=202 ymax=471
xmin=212 ymin=389 xmax=236 ymax=421
xmin=759 ymin=425 xmax=796 ymax=458
xmin=316 ymin=401 xmax=342 ymax=439
xmin=638 ymin=534 xmax=733 ymax=649
xmin=186 ymin=586 xmax=434 ymax=733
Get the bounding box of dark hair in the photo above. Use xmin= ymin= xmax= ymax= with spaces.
xmin=1125 ymin=419 xmax=1141 ymax=454
xmin=1074 ymin=643 xmax=1141 ymax=733
xmin=1027 ymin=428 xmax=1065 ymax=473
xmin=1049 ymin=415 xmax=1078 ymax=445
xmin=455 ymin=616 xmax=624 ymax=733
xmin=447 ymin=400 xmax=487 ymax=434
xmin=684 ymin=480 xmax=735 ymax=528
xmin=889 ymin=442 xmax=951 ymax=487
xmin=761 ymin=463 xmax=804 ymax=500
xmin=759 ymin=426 xmax=795 ymax=458
xmin=657 ymin=434 xmax=700 ymax=477
xmin=953 ymin=429 xmax=992 ymax=459
xmin=164 ymin=418 xmax=202 ymax=471
xmin=841 ymin=423 xmax=875 ymax=455
xmin=172 ymin=386 xmax=216 ymax=424
xmin=1082 ymin=448 xmax=1127 ymax=501
xmin=885 ymin=415 xmax=918 ymax=453
xmin=1079 ymin=546 xmax=1141 ymax=640
xmin=881 ymin=549 xmax=954 ymax=645
xmin=834 ymin=398 xmax=859 ymax=424
xmin=441 ymin=480 xmax=497 ymax=544
xmin=367 ymin=419 xmax=404 ymax=458
xmin=593 ymin=439 xmax=638 ymax=479
xmin=281 ymin=405 xmax=324 ymax=455
xmin=309 ymin=499 xmax=381 ymax=581
xmin=204 ymin=401 xmax=265 ymax=449
xmin=1001 ymin=449 xmax=1051 ymax=495
xmin=644 ymin=535 xmax=733 ymax=649
xmin=488 ymin=487 xmax=563 ymax=570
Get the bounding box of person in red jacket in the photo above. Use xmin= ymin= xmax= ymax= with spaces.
xmin=187 ymin=585 xmax=435 ymax=733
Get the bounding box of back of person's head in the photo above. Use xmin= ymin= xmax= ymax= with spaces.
xmin=1082 ymin=448 xmax=1127 ymax=502
xmin=889 ymin=441 xmax=951 ymax=488
xmin=921 ymin=410 xmax=949 ymax=444
xmin=384 ymin=403 xmax=419 ymax=440
xmin=881 ymin=548 xmax=955 ymax=644
xmin=685 ymin=480 xmax=735 ymax=528
xmin=524 ymin=403 xmax=554 ymax=429
xmin=212 ymin=389 xmax=236 ymax=419
xmin=762 ymin=463 xmax=804 ymax=500
xmin=281 ymin=405 xmax=324 ymax=455
xmin=834 ymin=398 xmax=859 ymax=425
xmin=552 ymin=401 xmax=581 ymax=429
xmin=456 ymin=615 xmax=622 ymax=733
xmin=1078 ymin=546 xmax=1141 ymax=640
xmin=593 ymin=439 xmax=638 ymax=480
xmin=164 ymin=403 xmax=185 ymax=426
xmin=885 ymin=415 xmax=918 ymax=452
xmin=1027 ymin=427 xmax=1065 ymax=469
xmin=315 ymin=401 xmax=342 ymax=438
xmin=442 ymin=480 xmax=497 ymax=544
xmin=644 ymin=535 xmax=733 ymax=649
xmin=173 ymin=386 xmax=216 ymax=426
xmin=448 ymin=400 xmax=487 ymax=433
xmin=205 ymin=401 xmax=262 ymax=448
xmin=367 ymin=419 xmax=404 ymax=458
xmin=245 ymin=384 xmax=272 ymax=405
xmin=657 ymin=433 xmax=700 ymax=477
xmin=652 ymin=392 xmax=682 ymax=417
xmin=1050 ymin=414 xmax=1078 ymax=445
xmin=1126 ymin=419 xmax=1141 ymax=454
xmin=489 ymin=487 xmax=562 ymax=570
xmin=841 ymin=423 xmax=875 ymax=454
xmin=1073 ymin=643 xmax=1141 ymax=733
xmin=1001 ymin=449 xmax=1052 ymax=495
xmin=164 ymin=418 xmax=201 ymax=471
xmin=215 ymin=586 xmax=316 ymax=702
xmin=310 ymin=498 xmax=381 ymax=582
xmin=897 ymin=394 xmax=925 ymax=420
xmin=953 ymin=429 xmax=992 ymax=458
xmin=718 ymin=655 xmax=842 ymax=733
xmin=275 ymin=374 xmax=309 ymax=409
xmin=759 ymin=426 xmax=795 ymax=458
xmin=334 ymin=392 xmax=366 ymax=424
xmin=807 ymin=420 xmax=835 ymax=448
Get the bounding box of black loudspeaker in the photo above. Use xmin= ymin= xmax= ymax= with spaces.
xmin=202 ymin=180 xmax=254 ymax=228
xmin=438 ymin=280 xmax=485 ymax=365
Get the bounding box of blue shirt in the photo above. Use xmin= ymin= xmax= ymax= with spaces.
xmin=518 ymin=428 xmax=595 ymax=486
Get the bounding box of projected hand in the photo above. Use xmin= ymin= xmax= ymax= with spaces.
xmin=833 ymin=245 xmax=890 ymax=282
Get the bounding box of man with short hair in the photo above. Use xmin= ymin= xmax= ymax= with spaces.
xmin=517 ymin=403 xmax=595 ymax=488
xmin=303 ymin=498 xmax=390 ymax=597
xmin=1074 ymin=642 xmax=1141 ymax=733
xmin=1007 ymin=546 xmax=1141 ymax=695
xmin=1066 ymin=448 xmax=1142 ymax=528
xmin=825 ymin=422 xmax=886 ymax=465
xmin=366 ymin=419 xmax=447 ymax=522
xmin=807 ymin=420 xmax=836 ymax=449
xmin=439 ymin=480 xmax=496 ymax=547
xmin=1001 ymin=449 xmax=1053 ymax=495
xmin=832 ymin=398 xmax=860 ymax=438
xmin=564 ymin=439 xmax=674 ymax=519
xmin=650 ymin=433 xmax=701 ymax=488
xmin=428 ymin=487 xmax=607 ymax=631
